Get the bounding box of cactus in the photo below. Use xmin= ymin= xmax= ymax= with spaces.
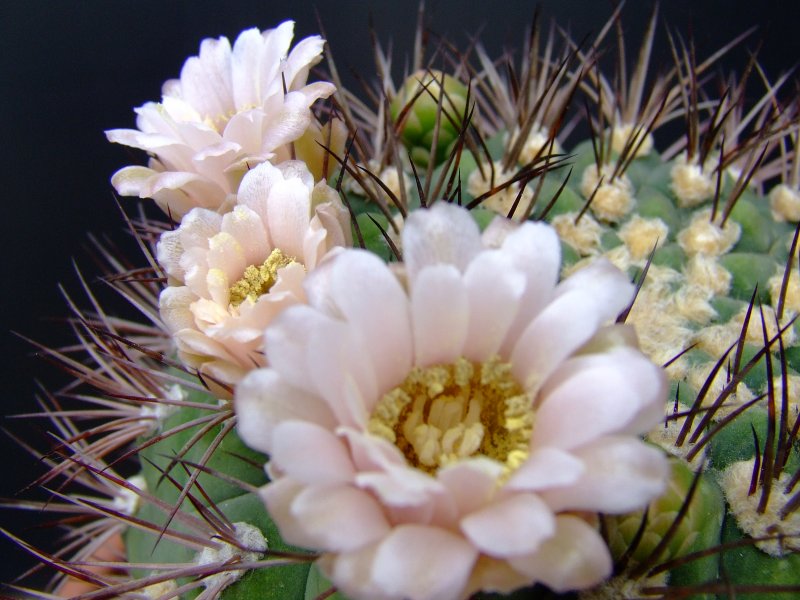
xmin=5 ymin=5 xmax=800 ymax=600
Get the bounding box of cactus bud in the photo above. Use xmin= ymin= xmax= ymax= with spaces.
xmin=390 ymin=70 xmax=469 ymax=167
xmin=606 ymin=459 xmax=724 ymax=569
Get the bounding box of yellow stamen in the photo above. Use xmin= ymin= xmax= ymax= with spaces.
xmin=368 ymin=356 xmax=534 ymax=476
xmin=229 ymin=248 xmax=297 ymax=306
xmin=203 ymin=103 xmax=259 ymax=132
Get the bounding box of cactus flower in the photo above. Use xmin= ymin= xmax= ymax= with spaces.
xmin=106 ymin=22 xmax=336 ymax=218
xmin=236 ymin=202 xmax=669 ymax=599
xmin=157 ymin=160 xmax=350 ymax=388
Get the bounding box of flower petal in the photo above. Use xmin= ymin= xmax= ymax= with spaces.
xmin=207 ymin=231 xmax=246 ymax=284
xmin=220 ymin=205 xmax=271 ymax=265
xmin=438 ymin=459 xmax=504 ymax=516
xmin=463 ymin=556 xmax=534 ymax=597
xmin=554 ymin=257 xmax=633 ymax=315
xmin=324 ymin=250 xmax=413 ymax=397
xmin=510 ymin=259 xmax=633 ymax=390
xmin=283 ymin=34 xmax=326 ymax=89
xmin=355 ymin=464 xmax=443 ymax=508
xmin=262 ymin=305 xmax=330 ymax=392
xmin=258 ymin=92 xmax=316 ymax=153
xmin=306 ymin=315 xmax=375 ymax=428
xmin=508 ymin=515 xmax=612 ymax=592
xmin=159 ymin=286 xmax=196 ymax=333
xmin=290 ymin=484 xmax=390 ymax=552
xmin=259 ymin=478 xmax=323 ymax=549
xmin=320 ymin=542 xmax=392 ymax=600
xmin=402 ymin=202 xmax=482 ymax=281
xmin=511 ymin=289 xmax=609 ymax=389
xmin=462 ymin=251 xmax=526 ymax=362
xmin=532 ymin=347 xmax=666 ymax=450
xmin=179 ymin=36 xmax=234 ymax=121
xmin=270 ymin=421 xmax=354 ymax=485
xmin=540 ymin=436 xmax=669 ymax=513
xmin=235 ymin=368 xmax=336 ymax=453
xmin=372 ymin=525 xmax=478 ymax=600
xmin=504 ymin=447 xmax=585 ymax=491
xmin=265 ymin=176 xmax=313 ymax=260
xmin=461 ymin=493 xmax=555 ymax=557
xmin=497 ymin=220 xmax=562 ymax=354
xmin=411 ymin=264 xmax=469 ymax=367
xmin=338 ymin=427 xmax=407 ymax=472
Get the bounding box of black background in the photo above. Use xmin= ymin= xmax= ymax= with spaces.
xmin=1 ymin=0 xmax=798 ymax=588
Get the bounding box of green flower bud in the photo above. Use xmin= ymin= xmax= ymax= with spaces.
xmin=390 ymin=70 xmax=469 ymax=167
xmin=606 ymin=459 xmax=724 ymax=569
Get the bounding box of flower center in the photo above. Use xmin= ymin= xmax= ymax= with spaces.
xmin=203 ymin=103 xmax=259 ymax=132
xmin=368 ymin=356 xmax=534 ymax=475
xmin=229 ymin=248 xmax=297 ymax=306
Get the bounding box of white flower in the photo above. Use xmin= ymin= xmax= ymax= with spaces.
xmin=236 ymin=203 xmax=669 ymax=599
xmin=107 ymin=22 xmax=336 ymax=218
xmin=158 ymin=160 xmax=351 ymax=388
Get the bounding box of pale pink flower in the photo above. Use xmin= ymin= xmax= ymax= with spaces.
xmin=157 ymin=160 xmax=350 ymax=388
xmin=107 ymin=22 xmax=336 ymax=218
xmin=236 ymin=202 xmax=669 ymax=599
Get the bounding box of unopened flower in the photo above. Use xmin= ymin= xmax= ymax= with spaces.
xmin=107 ymin=22 xmax=337 ymax=218
xmin=157 ymin=160 xmax=350 ymax=388
xmin=236 ymin=202 xmax=669 ymax=599
xmin=390 ymin=70 xmax=469 ymax=167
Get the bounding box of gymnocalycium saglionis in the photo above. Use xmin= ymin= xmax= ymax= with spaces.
xmin=5 ymin=5 xmax=800 ymax=600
